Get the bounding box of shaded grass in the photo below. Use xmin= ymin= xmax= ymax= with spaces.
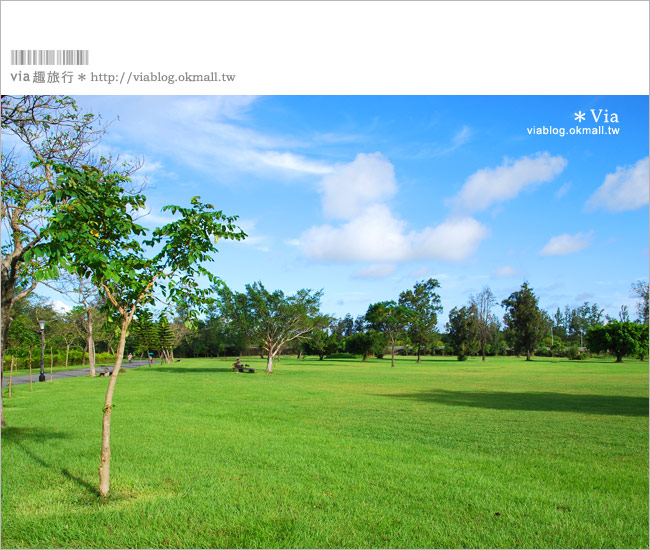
xmin=1 ymin=356 xmax=648 ymax=548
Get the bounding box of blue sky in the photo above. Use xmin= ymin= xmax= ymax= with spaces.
xmin=48 ymin=96 xmax=650 ymax=325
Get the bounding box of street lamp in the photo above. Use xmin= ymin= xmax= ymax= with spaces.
xmin=38 ymin=319 xmax=46 ymax=382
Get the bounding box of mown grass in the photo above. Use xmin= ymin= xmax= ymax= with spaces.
xmin=1 ymin=356 xmax=648 ymax=548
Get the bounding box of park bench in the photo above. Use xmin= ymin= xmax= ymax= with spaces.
xmin=233 ymin=363 xmax=255 ymax=373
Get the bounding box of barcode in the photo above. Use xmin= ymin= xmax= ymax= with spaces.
xmin=10 ymin=49 xmax=89 ymax=65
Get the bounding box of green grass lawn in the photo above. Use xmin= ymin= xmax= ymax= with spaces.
xmin=1 ymin=356 xmax=648 ymax=549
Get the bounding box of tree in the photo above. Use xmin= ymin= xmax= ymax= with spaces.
xmin=302 ymin=329 xmax=338 ymax=360
xmin=631 ymin=281 xmax=649 ymax=325
xmin=587 ymin=321 xmax=648 ymax=362
xmin=398 ymin=278 xmax=443 ymax=363
xmin=344 ymin=330 xmax=386 ymax=361
xmin=501 ymin=282 xmax=546 ymax=361
xmin=158 ymin=315 xmax=176 ymax=363
xmin=1 ymin=95 xmax=140 ymax=427
xmin=56 ymin=274 xmax=104 ymax=376
xmin=365 ymin=301 xmax=411 ymax=367
xmin=46 ymin=163 xmax=245 ymax=496
xmin=218 ymin=282 xmax=329 ymax=373
xmin=446 ymin=305 xmax=479 ymax=361
xmin=131 ymin=311 xmax=159 ymax=360
xmin=469 ymin=286 xmax=498 ymax=362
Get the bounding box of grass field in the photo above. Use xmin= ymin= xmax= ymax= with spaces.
xmin=1 ymin=356 xmax=648 ymax=549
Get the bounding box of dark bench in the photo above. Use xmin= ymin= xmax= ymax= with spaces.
xmin=235 ymin=364 xmax=255 ymax=373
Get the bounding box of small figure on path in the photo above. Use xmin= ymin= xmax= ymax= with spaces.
xmin=232 ymin=357 xmax=243 ymax=371
xmin=127 ymin=353 xmax=133 ymax=363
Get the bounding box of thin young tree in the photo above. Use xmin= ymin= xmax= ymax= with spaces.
xmin=45 ymin=163 xmax=245 ymax=496
xmin=470 ymin=286 xmax=498 ymax=361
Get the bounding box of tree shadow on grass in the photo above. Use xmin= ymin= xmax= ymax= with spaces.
xmin=3 ymin=427 xmax=98 ymax=496
xmin=380 ymin=389 xmax=649 ymax=417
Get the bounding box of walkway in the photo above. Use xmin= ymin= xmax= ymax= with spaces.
xmin=2 ymin=360 xmax=156 ymax=388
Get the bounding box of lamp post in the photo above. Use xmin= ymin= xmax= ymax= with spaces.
xmin=38 ymin=319 xmax=46 ymax=382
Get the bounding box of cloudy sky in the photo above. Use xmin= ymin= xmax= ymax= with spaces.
xmin=53 ymin=96 xmax=650 ymax=324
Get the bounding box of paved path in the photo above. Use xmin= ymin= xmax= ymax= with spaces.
xmin=2 ymin=360 xmax=156 ymax=388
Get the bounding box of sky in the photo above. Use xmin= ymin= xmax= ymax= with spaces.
xmin=25 ymin=95 xmax=650 ymax=326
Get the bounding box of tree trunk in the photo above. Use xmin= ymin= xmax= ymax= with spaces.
xmin=98 ymin=318 xmax=129 ymax=497
xmin=482 ymin=338 xmax=487 ymax=362
xmin=416 ymin=344 xmax=421 ymax=363
xmin=8 ymin=356 xmax=14 ymax=398
xmin=29 ymin=347 xmax=33 ymax=391
xmin=65 ymin=343 xmax=70 ymax=368
xmin=391 ymin=338 xmax=395 ymax=368
xmin=88 ymin=310 xmax=96 ymax=377
xmin=81 ymin=344 xmax=87 ymax=366
xmin=526 ymin=349 xmax=531 ymax=361
xmin=616 ymin=354 xmax=623 ymax=363
xmin=266 ymin=352 xmax=273 ymax=373
xmin=362 ymin=354 xmax=368 ymax=362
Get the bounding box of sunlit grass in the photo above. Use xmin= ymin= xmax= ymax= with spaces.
xmin=2 ymin=355 xmax=648 ymax=548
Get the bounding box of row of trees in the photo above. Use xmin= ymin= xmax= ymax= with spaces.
xmin=170 ymin=279 xmax=649 ymax=367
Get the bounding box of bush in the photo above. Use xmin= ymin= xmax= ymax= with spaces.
xmin=565 ymin=345 xmax=586 ymax=360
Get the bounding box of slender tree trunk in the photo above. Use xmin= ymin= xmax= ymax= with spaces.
xmin=526 ymin=349 xmax=531 ymax=361
xmin=98 ymin=317 xmax=129 ymax=497
xmin=266 ymin=352 xmax=273 ymax=373
xmin=81 ymin=344 xmax=87 ymax=366
xmin=29 ymin=347 xmax=33 ymax=391
xmin=482 ymin=338 xmax=487 ymax=362
xmin=417 ymin=344 xmax=421 ymax=363
xmin=391 ymin=337 xmax=395 ymax=368
xmin=65 ymin=343 xmax=70 ymax=368
xmin=88 ymin=310 xmax=96 ymax=377
xmin=8 ymin=356 xmax=14 ymax=398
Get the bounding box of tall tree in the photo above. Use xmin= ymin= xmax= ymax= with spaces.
xmin=158 ymin=315 xmax=176 ymax=364
xmin=218 ymin=282 xmax=329 ymax=373
xmin=365 ymin=301 xmax=411 ymax=367
xmin=46 ymin=163 xmax=245 ymax=496
xmin=469 ymin=286 xmax=498 ymax=362
xmin=631 ymin=281 xmax=649 ymax=326
xmin=501 ymin=282 xmax=546 ymax=361
xmin=446 ymin=305 xmax=479 ymax=361
xmin=398 ymin=278 xmax=442 ymax=363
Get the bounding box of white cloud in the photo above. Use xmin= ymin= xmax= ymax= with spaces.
xmin=585 ymin=156 xmax=649 ymax=212
xmin=300 ymin=205 xmax=487 ymax=264
xmin=353 ymin=264 xmax=397 ymax=278
xmin=254 ymin=151 xmax=332 ymax=175
xmin=51 ymin=300 xmax=72 ymax=313
xmin=237 ymin=219 xmax=270 ymax=252
xmin=555 ymin=182 xmax=571 ymax=198
xmin=92 ymin=96 xmax=333 ymax=180
xmin=492 ymin=265 xmax=519 ymax=278
xmin=319 ymin=153 xmax=397 ymax=220
xmin=539 ymin=231 xmax=593 ymax=256
xmin=449 ymin=152 xmax=567 ymax=212
xmin=409 ymin=217 xmax=488 ymax=262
